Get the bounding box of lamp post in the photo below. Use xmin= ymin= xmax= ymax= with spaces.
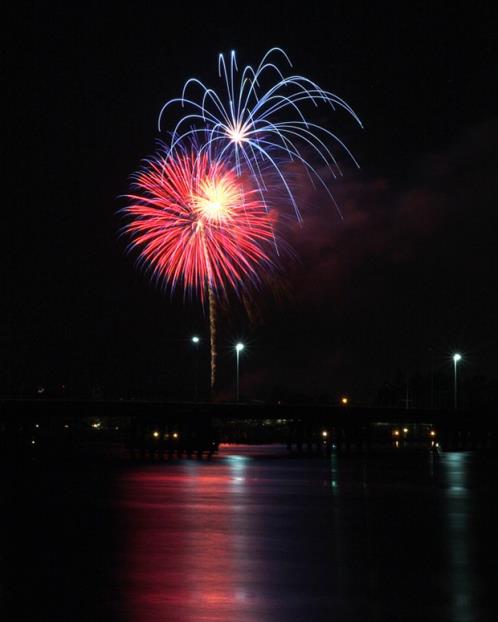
xmin=453 ymin=353 xmax=462 ymax=410
xmin=192 ymin=336 xmax=200 ymax=401
xmin=235 ymin=343 xmax=244 ymax=402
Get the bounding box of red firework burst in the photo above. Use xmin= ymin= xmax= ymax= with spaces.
xmin=124 ymin=148 xmax=276 ymax=301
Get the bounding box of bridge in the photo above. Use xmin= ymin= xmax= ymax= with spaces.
xmin=1 ymin=399 xmax=497 ymax=459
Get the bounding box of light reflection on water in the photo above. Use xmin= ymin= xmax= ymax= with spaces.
xmin=113 ymin=446 xmax=498 ymax=622
xmin=444 ymin=452 xmax=473 ymax=622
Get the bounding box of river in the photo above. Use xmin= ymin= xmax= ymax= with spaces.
xmin=2 ymin=445 xmax=497 ymax=621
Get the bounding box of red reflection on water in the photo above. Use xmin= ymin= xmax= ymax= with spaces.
xmin=117 ymin=457 xmax=259 ymax=622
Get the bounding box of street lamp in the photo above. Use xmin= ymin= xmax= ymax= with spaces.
xmin=192 ymin=336 xmax=200 ymax=401
xmin=235 ymin=342 xmax=244 ymax=402
xmin=453 ymin=353 xmax=462 ymax=410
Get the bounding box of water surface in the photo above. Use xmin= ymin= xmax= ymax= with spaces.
xmin=3 ymin=446 xmax=497 ymax=621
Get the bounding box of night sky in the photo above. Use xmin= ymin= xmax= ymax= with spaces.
xmin=4 ymin=2 xmax=498 ymax=403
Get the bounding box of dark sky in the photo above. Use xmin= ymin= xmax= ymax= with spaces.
xmin=4 ymin=2 xmax=498 ymax=402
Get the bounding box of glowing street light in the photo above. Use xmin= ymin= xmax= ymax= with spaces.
xmin=340 ymin=396 xmax=349 ymax=406
xmin=453 ymin=353 xmax=462 ymax=410
xmin=192 ymin=336 xmax=200 ymax=401
xmin=235 ymin=342 xmax=244 ymax=402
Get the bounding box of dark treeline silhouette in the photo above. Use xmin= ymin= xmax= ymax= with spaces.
xmin=373 ymin=369 xmax=498 ymax=410
xmin=2 ymin=361 xmax=497 ymax=409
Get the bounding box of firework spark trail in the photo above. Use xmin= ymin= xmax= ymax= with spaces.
xmin=201 ymin=224 xmax=217 ymax=388
xmin=158 ymin=48 xmax=363 ymax=219
xmin=208 ymin=284 xmax=216 ymax=388
xmin=123 ymin=142 xmax=277 ymax=388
